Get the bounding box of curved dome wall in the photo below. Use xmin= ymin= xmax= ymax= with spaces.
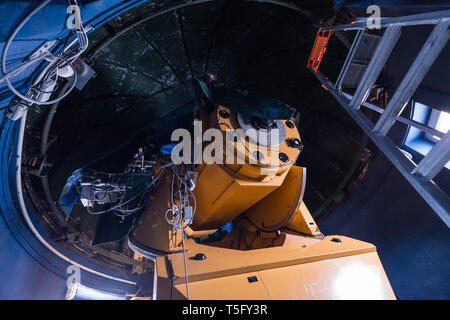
xmin=0 ymin=0 xmax=449 ymax=299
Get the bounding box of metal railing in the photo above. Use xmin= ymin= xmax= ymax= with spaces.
xmin=308 ymin=9 xmax=450 ymax=228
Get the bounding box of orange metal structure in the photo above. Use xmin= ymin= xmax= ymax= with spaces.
xmin=307 ymin=29 xmax=332 ymax=72
xmin=131 ymin=105 xmax=395 ymax=300
xmin=192 ymin=105 xmax=301 ymax=229
xmin=154 ymin=234 xmax=395 ymax=300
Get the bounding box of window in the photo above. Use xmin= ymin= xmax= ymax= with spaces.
xmin=434 ymin=110 xmax=450 ymax=138
xmin=68 ymin=284 xmax=127 ymax=300
xmin=425 ymin=109 xmax=450 ymax=142
xmin=404 ymin=101 xmax=449 ymax=170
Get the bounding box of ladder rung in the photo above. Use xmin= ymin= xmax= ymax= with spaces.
xmin=309 ymin=11 xmax=450 ymax=229
xmin=342 ymin=92 xmax=446 ymax=139
xmin=373 ymin=20 xmax=450 ymax=136
xmin=335 ymin=29 xmax=364 ymax=90
xmin=349 ymin=25 xmax=401 ymax=109
xmin=412 ymin=132 xmax=450 ymax=180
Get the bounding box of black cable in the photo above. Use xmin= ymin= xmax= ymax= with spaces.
xmin=0 ymin=106 xmax=11 ymax=111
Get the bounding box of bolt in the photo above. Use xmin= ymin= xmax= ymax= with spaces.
xmin=285 ymin=120 xmax=295 ymax=129
xmin=279 ymin=152 xmax=289 ymax=163
xmin=288 ymin=138 xmax=303 ymax=151
xmin=219 ymin=110 xmax=230 ymax=119
xmin=190 ymin=253 xmax=206 ymax=260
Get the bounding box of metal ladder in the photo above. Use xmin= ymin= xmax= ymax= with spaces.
xmin=307 ymin=10 xmax=450 ymax=228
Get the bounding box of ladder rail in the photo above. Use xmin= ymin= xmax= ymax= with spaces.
xmin=412 ymin=133 xmax=450 ymax=180
xmin=341 ymin=92 xmax=446 ymax=139
xmin=349 ymin=25 xmax=401 ymax=109
xmin=320 ymin=9 xmax=450 ymax=31
xmin=308 ymin=9 xmax=450 ymax=228
xmin=335 ymin=29 xmax=364 ymax=90
xmin=311 ymin=70 xmax=450 ymax=228
xmin=373 ymin=21 xmax=450 ymax=136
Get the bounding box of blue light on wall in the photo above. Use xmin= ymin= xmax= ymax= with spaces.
xmin=0 ymin=0 xmax=149 ymax=299
xmin=74 ymin=285 xmax=127 ymax=300
xmin=404 ymin=101 xmax=450 ymax=170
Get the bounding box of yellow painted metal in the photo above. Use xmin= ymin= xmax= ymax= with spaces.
xmin=207 ymin=215 xmax=287 ymax=250
xmin=192 ymin=163 xmax=289 ymax=229
xmin=173 ymin=251 xmax=393 ymax=300
xmin=133 ymin=253 xmax=143 ymax=261
xmin=245 ymin=166 xmax=307 ymax=232
xmin=283 ymin=201 xmax=322 ymax=236
xmin=130 ymin=105 xmax=395 ymax=300
xmin=131 ymin=168 xmax=183 ymax=253
xmin=175 ymin=271 xmax=271 ymax=300
xmin=155 ymin=234 xmax=395 ymax=300
xmin=192 ymin=106 xmax=302 ymax=230
xmin=184 ymin=226 xmax=218 ymax=238
xmin=211 ymin=106 xmax=302 ymax=178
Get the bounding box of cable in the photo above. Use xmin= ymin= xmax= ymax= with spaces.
xmin=34 ymin=55 xmax=78 ymax=101
xmin=0 ymin=106 xmax=12 ymax=112
xmin=165 ymin=163 xmax=196 ymax=231
xmin=80 ymin=172 xmax=160 ymax=216
xmin=163 ymin=163 xmax=196 ymax=299
xmin=15 ymin=110 xmax=136 ymax=285
xmin=2 ymin=0 xmax=52 ymax=104
xmin=2 ymin=0 xmax=88 ymax=106
xmin=181 ymin=229 xmax=190 ymax=300
xmin=7 ymin=0 xmax=130 ymax=289
xmin=0 ymin=55 xmax=45 ymax=84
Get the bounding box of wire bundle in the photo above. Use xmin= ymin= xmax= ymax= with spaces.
xmin=75 ymin=170 xmax=160 ymax=218
xmin=165 ymin=163 xmax=196 ymax=231
xmin=1 ymin=0 xmax=89 ymax=107
xmin=163 ymin=162 xmax=197 ymax=300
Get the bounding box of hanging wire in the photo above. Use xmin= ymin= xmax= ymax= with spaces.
xmin=1 ymin=0 xmax=89 ymax=106
xmin=76 ymin=170 xmax=161 ymax=217
xmin=181 ymin=229 xmax=190 ymax=300
xmin=163 ymin=162 xmax=197 ymax=300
